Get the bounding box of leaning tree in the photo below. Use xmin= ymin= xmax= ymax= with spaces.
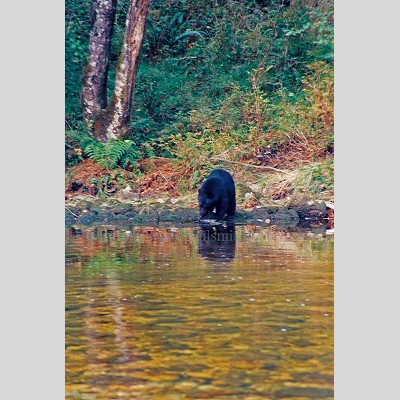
xmin=81 ymin=0 xmax=150 ymax=142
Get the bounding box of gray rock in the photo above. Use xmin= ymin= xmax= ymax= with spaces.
xmin=111 ymin=203 xmax=134 ymax=215
xmin=96 ymin=210 xmax=114 ymax=221
xmin=115 ymin=185 xmax=139 ymax=201
xmin=90 ymin=205 xmax=102 ymax=214
xmin=124 ymin=211 xmax=139 ymax=220
xmin=159 ymin=208 xmax=198 ymax=222
xmin=75 ymin=200 xmax=94 ymax=212
xmin=290 ymin=198 xmax=327 ymax=220
xmin=65 ymin=212 xmax=77 ymax=226
xmin=65 ymin=199 xmax=326 ymax=226
xmin=78 ymin=212 xmax=99 ymax=225
xmin=271 ymin=207 xmax=299 ymax=223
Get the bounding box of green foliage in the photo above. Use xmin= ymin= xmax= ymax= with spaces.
xmin=89 ymin=170 xmax=128 ymax=197
xmin=81 ymin=137 xmax=140 ymax=169
xmin=65 ymin=130 xmax=140 ymax=169
xmin=66 ymin=0 xmax=334 ymax=139
xmin=270 ymin=61 xmax=334 ymax=149
xmin=131 ymin=0 xmax=333 ymax=148
xmin=65 ymin=0 xmax=93 ymax=127
xmin=166 ymin=60 xmax=333 ymax=195
xmin=144 ymin=9 xmax=207 ymax=57
xmin=65 ymin=0 xmax=334 ymax=199
xmin=141 ymin=142 xmax=157 ymax=158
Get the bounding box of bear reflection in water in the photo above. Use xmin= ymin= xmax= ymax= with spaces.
xmin=198 ymin=224 xmax=236 ymax=262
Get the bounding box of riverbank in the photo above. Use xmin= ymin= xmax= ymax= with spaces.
xmin=65 ymin=194 xmax=334 ymax=230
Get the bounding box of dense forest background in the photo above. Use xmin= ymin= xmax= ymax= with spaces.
xmin=65 ymin=0 xmax=333 ymax=203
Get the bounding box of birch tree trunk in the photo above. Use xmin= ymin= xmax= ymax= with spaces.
xmin=81 ymin=0 xmax=117 ymax=130
xmin=81 ymin=0 xmax=150 ymax=143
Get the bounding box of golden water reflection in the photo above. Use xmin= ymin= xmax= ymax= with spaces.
xmin=66 ymin=224 xmax=333 ymax=399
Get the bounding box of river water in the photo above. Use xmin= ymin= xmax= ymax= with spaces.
xmin=66 ymin=224 xmax=333 ymax=399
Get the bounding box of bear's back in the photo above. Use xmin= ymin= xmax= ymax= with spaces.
xmin=208 ymin=169 xmax=234 ymax=184
xmin=208 ymin=169 xmax=236 ymax=213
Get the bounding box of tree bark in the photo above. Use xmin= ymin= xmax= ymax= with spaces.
xmin=82 ymin=0 xmax=150 ymax=142
xmin=81 ymin=0 xmax=117 ymax=130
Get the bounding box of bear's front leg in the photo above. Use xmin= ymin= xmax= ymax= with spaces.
xmin=215 ymin=197 xmax=229 ymax=220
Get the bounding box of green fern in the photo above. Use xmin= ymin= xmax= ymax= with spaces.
xmin=79 ymin=135 xmax=139 ymax=169
xmin=173 ymin=30 xmax=205 ymax=43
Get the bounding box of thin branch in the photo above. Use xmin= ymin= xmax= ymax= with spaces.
xmin=158 ymin=170 xmax=175 ymax=189
xmin=213 ymin=147 xmax=237 ymax=158
xmin=210 ymin=157 xmax=288 ymax=173
xmin=65 ymin=207 xmax=79 ymax=218
xmin=171 ymin=55 xmax=206 ymax=61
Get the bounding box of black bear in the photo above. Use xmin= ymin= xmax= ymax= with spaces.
xmin=198 ymin=169 xmax=236 ymax=220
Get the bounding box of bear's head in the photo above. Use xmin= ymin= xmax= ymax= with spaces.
xmin=198 ymin=188 xmax=219 ymax=218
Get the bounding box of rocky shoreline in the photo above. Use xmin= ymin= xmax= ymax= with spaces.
xmin=65 ymin=196 xmax=333 ymax=229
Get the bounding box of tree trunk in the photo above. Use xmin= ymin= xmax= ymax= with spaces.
xmin=82 ymin=0 xmax=150 ymax=143
xmin=81 ymin=0 xmax=117 ymax=130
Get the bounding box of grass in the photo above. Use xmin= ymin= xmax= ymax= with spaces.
xmin=257 ymin=159 xmax=334 ymax=203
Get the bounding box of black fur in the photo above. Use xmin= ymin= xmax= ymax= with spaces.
xmin=198 ymin=169 xmax=236 ymax=220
